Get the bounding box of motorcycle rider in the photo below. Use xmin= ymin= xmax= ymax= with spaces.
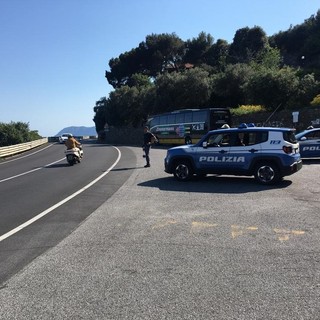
xmin=65 ymin=134 xmax=82 ymax=158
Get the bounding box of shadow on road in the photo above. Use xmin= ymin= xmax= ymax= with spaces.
xmin=301 ymin=159 xmax=320 ymax=165
xmin=138 ymin=175 xmax=292 ymax=194
xmin=111 ymin=166 xmax=145 ymax=171
xmin=45 ymin=163 xmax=71 ymax=168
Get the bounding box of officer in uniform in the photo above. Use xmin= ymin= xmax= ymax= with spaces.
xmin=143 ymin=126 xmax=157 ymax=168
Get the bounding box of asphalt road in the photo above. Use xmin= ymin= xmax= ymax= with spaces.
xmin=0 ymin=141 xmax=135 ymax=284
xmin=0 ymin=145 xmax=319 ymax=319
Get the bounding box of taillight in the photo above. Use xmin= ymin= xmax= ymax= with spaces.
xmin=283 ymin=146 xmax=293 ymax=154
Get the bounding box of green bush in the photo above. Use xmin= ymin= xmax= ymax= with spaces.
xmin=310 ymin=94 xmax=320 ymax=107
xmin=0 ymin=122 xmax=42 ymax=147
xmin=230 ymin=105 xmax=266 ymax=116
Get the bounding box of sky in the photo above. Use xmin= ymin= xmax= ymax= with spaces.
xmin=1 ymin=0 xmax=319 ymax=137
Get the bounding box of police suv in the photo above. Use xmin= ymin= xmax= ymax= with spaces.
xmin=164 ymin=124 xmax=303 ymax=185
xmin=295 ymin=127 xmax=320 ymax=158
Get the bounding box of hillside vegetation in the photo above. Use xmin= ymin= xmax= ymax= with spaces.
xmin=94 ymin=10 xmax=320 ymax=134
xmin=0 ymin=122 xmax=41 ymax=147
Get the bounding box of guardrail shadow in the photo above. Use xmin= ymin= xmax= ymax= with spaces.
xmin=138 ymin=175 xmax=292 ymax=194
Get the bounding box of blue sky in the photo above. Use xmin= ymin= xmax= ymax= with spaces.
xmin=1 ymin=0 xmax=319 ymax=137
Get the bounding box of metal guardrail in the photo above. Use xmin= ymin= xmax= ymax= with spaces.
xmin=0 ymin=138 xmax=48 ymax=158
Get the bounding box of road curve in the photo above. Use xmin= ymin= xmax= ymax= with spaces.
xmin=0 ymin=142 xmax=136 ymax=284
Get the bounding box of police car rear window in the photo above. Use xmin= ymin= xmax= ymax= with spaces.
xmin=283 ymin=131 xmax=297 ymax=143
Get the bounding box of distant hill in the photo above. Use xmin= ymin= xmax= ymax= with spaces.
xmin=55 ymin=126 xmax=97 ymax=137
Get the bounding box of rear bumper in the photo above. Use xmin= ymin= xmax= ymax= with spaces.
xmin=164 ymin=158 xmax=171 ymax=173
xmin=282 ymin=159 xmax=303 ymax=176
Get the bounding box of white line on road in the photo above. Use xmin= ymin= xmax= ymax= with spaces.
xmin=0 ymin=158 xmax=65 ymax=183
xmin=0 ymin=146 xmax=121 ymax=242
xmin=0 ymin=144 xmax=54 ymax=165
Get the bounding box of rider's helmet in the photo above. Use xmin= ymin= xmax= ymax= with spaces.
xmin=68 ymin=134 xmax=73 ymax=138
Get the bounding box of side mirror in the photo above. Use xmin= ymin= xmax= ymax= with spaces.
xmin=300 ymin=137 xmax=307 ymax=141
xmin=202 ymin=141 xmax=208 ymax=148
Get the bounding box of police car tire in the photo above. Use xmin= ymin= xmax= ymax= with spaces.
xmin=173 ymin=160 xmax=193 ymax=181
xmin=254 ymin=161 xmax=280 ymax=185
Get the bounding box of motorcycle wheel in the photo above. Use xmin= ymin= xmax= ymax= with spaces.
xmin=67 ymin=155 xmax=75 ymax=166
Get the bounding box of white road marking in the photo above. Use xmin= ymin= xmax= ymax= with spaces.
xmin=0 ymin=158 xmax=65 ymax=183
xmin=0 ymin=144 xmax=54 ymax=164
xmin=0 ymin=147 xmax=121 ymax=242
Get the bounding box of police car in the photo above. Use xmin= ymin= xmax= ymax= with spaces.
xmin=164 ymin=124 xmax=303 ymax=185
xmin=295 ymin=127 xmax=320 ymax=158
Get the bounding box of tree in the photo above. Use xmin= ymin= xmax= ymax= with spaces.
xmin=155 ymin=68 xmax=211 ymax=112
xmin=105 ymin=33 xmax=185 ymax=89
xmin=210 ymin=63 xmax=254 ymax=107
xmin=254 ymin=47 xmax=282 ymax=69
xmin=127 ymin=73 xmax=152 ymax=88
xmin=229 ymin=26 xmax=269 ymax=64
xmin=103 ymin=81 xmax=156 ymax=128
xmin=184 ymin=32 xmax=214 ymax=65
xmin=0 ymin=121 xmax=41 ymax=146
xmin=105 ymin=46 xmax=147 ymax=88
xmin=143 ymin=33 xmax=185 ymax=75
xmin=205 ymin=39 xmax=229 ymax=71
xmin=97 ymin=17 xmax=320 ymax=131
xmin=244 ymin=67 xmax=300 ymax=110
xmin=93 ymin=97 xmax=108 ymax=133
xmin=270 ymin=10 xmax=320 ymax=73
xmin=295 ymin=73 xmax=320 ymax=107
xmin=105 ymin=87 xmax=139 ymax=127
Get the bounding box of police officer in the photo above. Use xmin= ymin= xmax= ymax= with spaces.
xmin=143 ymin=126 xmax=157 ymax=168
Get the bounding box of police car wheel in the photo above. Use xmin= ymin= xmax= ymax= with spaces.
xmin=173 ymin=161 xmax=193 ymax=181
xmin=254 ymin=162 xmax=280 ymax=185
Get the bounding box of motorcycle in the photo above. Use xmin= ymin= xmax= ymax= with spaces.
xmin=65 ymin=145 xmax=83 ymax=166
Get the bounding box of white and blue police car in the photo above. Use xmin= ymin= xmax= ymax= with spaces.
xmin=295 ymin=127 xmax=320 ymax=159
xmin=164 ymin=124 xmax=303 ymax=185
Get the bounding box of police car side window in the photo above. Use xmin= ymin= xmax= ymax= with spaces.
xmin=220 ymin=134 xmax=230 ymax=146
xmin=305 ymin=133 xmax=313 ymax=140
xmin=207 ymin=133 xmax=225 ymax=147
xmin=283 ymin=131 xmax=297 ymax=143
xmin=242 ymin=133 xmax=250 ymax=146
xmin=229 ymin=133 xmax=245 ymax=146
xmin=245 ymin=131 xmax=268 ymax=145
xmin=305 ymin=131 xmax=320 ymax=140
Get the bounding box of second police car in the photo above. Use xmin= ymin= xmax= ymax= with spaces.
xmin=295 ymin=126 xmax=320 ymax=158
xmin=164 ymin=124 xmax=303 ymax=185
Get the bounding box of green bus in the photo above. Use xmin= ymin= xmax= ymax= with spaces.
xmin=147 ymin=108 xmax=232 ymax=145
